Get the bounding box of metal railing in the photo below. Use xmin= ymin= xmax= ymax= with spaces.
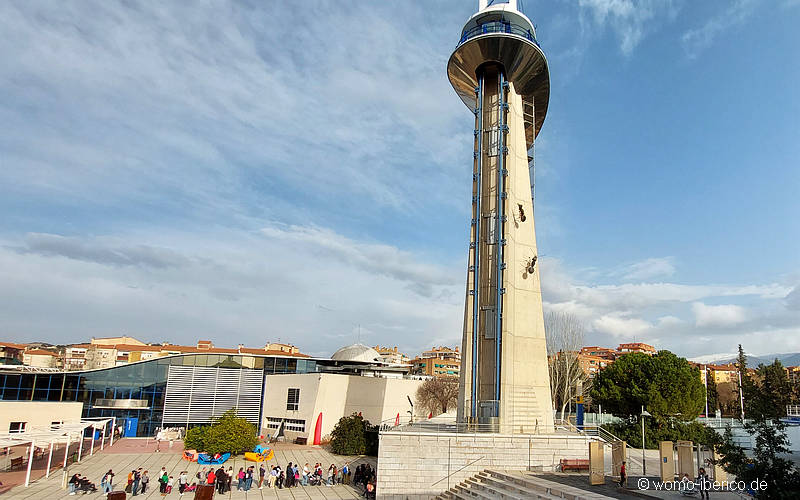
xmin=383 ymin=420 xmax=555 ymax=436
xmin=430 ymin=456 xmax=484 ymax=489
xmin=458 ymin=21 xmax=540 ymax=48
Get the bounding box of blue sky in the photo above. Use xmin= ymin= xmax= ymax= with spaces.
xmin=1 ymin=0 xmax=798 ymax=360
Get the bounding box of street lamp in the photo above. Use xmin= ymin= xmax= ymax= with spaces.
xmin=641 ymin=406 xmax=651 ymax=476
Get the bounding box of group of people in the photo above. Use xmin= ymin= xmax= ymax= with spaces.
xmin=119 ymin=467 xmax=177 ymax=496
xmin=192 ymin=460 xmax=376 ymax=496
xmin=70 ymin=460 xmax=376 ymax=497
xmin=68 ymin=473 xmax=97 ymax=495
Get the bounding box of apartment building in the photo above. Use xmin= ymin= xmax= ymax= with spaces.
xmin=374 ymin=346 xmax=409 ymax=365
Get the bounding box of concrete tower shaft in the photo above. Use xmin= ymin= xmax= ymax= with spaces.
xmin=449 ymin=0 xmax=553 ymax=434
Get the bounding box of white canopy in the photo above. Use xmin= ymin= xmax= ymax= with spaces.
xmin=0 ymin=418 xmax=115 ymax=487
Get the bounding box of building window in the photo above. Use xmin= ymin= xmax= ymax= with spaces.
xmin=9 ymin=422 xmax=26 ymax=433
xmin=286 ymin=388 xmax=300 ymax=411
xmin=265 ymin=417 xmax=306 ymax=433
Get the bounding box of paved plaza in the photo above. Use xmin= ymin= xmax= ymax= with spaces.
xmin=2 ymin=439 xmax=375 ymax=499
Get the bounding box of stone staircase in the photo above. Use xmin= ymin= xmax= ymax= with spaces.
xmin=436 ymin=469 xmax=613 ymax=500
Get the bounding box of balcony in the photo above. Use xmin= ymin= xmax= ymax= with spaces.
xmin=457 ymin=21 xmax=539 ymax=49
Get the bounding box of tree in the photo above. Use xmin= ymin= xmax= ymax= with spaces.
xmin=416 ymin=377 xmax=458 ymax=416
xmin=705 ymin=368 xmax=718 ymax=415
xmin=715 ymin=419 xmax=800 ymax=498
xmin=716 ymin=381 xmax=740 ymax=416
xmin=545 ymin=311 xmax=589 ymax=420
xmin=183 ymin=409 xmax=258 ymax=455
xmin=330 ymin=413 xmax=378 ymax=456
xmin=750 ymin=360 xmax=792 ymax=420
xmin=590 ymin=351 xmax=704 ymax=425
xmin=735 ymin=344 xmax=757 ymax=419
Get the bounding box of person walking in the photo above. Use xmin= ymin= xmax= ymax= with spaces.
xmin=161 ymin=470 xmax=170 ymax=496
xmin=258 ymin=463 xmax=266 ymax=489
xmin=226 ymin=466 xmax=233 ymax=492
xmin=132 ymin=468 xmax=142 ymax=496
xmin=246 ymin=466 xmax=255 ymax=490
xmin=618 ymin=461 xmax=626 ymax=487
xmin=342 ymin=462 xmax=349 ymax=485
xmin=141 ymin=471 xmax=149 ymax=494
xmin=698 ymin=467 xmax=710 ymax=500
xmin=159 ymin=467 xmax=168 ymax=494
xmin=216 ymin=467 xmax=226 ymax=494
xmin=269 ymin=466 xmax=278 ymax=488
xmin=206 ymin=468 xmax=216 ymax=487
xmin=100 ymin=470 xmax=114 ymax=494
xmin=237 ymin=467 xmax=245 ymax=490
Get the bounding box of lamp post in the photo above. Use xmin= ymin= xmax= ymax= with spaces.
xmin=641 ymin=406 xmax=651 ymax=476
xmin=703 ymin=365 xmax=709 ymax=418
xmin=737 ymin=370 xmax=745 ymax=421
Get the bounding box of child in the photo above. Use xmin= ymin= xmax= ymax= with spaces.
xmin=166 ymin=476 xmax=174 ymax=494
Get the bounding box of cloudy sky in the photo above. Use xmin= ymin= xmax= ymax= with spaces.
xmin=1 ymin=0 xmax=798 ymax=359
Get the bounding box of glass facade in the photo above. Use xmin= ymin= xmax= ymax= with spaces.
xmin=0 ymin=354 xmax=318 ymax=437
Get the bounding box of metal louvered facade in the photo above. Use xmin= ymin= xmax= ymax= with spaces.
xmin=162 ymin=365 xmax=264 ymax=427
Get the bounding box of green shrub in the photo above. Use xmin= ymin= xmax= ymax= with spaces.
xmin=184 ymin=425 xmax=208 ymax=451
xmin=330 ymin=413 xmax=378 ymax=456
xmin=183 ymin=409 xmax=258 ymax=455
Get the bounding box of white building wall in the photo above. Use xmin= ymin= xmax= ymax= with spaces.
xmin=262 ymin=373 xmax=425 ymax=442
xmin=0 ymin=402 xmax=84 ymax=433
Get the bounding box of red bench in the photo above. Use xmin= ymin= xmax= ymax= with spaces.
xmin=560 ymin=459 xmax=590 ymax=472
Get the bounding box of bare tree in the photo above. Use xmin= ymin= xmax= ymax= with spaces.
xmin=416 ymin=378 xmax=459 ymax=416
xmin=545 ymin=311 xmax=590 ymax=421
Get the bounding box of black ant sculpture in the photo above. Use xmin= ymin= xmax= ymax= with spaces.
xmin=526 ymin=255 xmax=537 ymax=275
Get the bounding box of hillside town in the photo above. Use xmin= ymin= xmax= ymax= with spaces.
xmin=8 ymin=336 xmax=799 ymax=418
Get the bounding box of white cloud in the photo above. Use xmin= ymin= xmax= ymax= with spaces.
xmin=592 ymin=313 xmax=652 ymax=337
xmin=656 ymin=315 xmax=684 ymax=327
xmin=692 ymin=302 xmax=748 ymax=327
xmin=0 ymin=228 xmax=463 ymax=357
xmin=681 ymin=0 xmax=759 ymax=59
xmin=622 ymin=257 xmax=676 ymax=281
xmin=538 ymin=257 xmax=799 ymax=357
xmin=578 ymin=0 xmax=680 ymax=55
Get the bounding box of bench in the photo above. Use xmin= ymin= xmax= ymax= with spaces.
xmin=559 ymin=459 xmax=590 ymax=472
xmin=10 ymin=456 xmax=24 ymax=469
xmin=294 ymin=437 xmax=307 ymax=445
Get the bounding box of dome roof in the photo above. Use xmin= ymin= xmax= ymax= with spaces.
xmin=331 ymin=343 xmax=382 ymax=363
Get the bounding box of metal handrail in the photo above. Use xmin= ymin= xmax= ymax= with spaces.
xmin=458 ymin=21 xmax=540 ymax=49
xmin=430 ymin=456 xmax=484 ymax=488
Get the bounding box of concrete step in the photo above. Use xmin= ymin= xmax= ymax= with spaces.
xmin=464 ymin=476 xmax=527 ymax=499
xmin=476 ymin=471 xmax=563 ymax=499
xmin=485 ymin=469 xmax=613 ymax=499
xmin=439 ymin=468 xmax=615 ymax=500
xmin=453 ymin=482 xmax=492 ymax=499
xmin=454 ymin=482 xmax=495 ymax=499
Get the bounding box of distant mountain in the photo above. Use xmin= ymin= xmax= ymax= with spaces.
xmin=689 ymin=352 xmax=800 ymax=368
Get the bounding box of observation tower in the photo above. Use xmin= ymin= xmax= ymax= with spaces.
xmin=448 ymin=0 xmax=553 ymax=433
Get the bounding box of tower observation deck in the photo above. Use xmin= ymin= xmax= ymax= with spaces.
xmin=448 ymin=0 xmax=554 ymax=434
